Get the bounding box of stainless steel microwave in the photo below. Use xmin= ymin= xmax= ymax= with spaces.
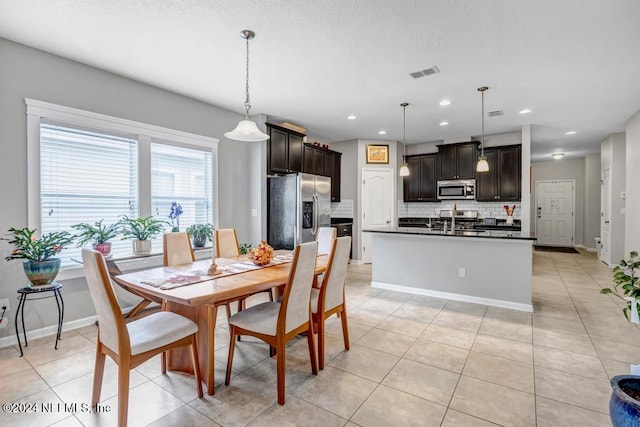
xmin=437 ymin=179 xmax=476 ymax=200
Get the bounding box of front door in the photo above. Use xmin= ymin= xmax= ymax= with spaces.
xmin=362 ymin=168 xmax=394 ymax=263
xmin=535 ymin=180 xmax=575 ymax=246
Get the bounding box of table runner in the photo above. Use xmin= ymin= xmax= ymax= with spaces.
xmin=140 ymin=253 xmax=294 ymax=290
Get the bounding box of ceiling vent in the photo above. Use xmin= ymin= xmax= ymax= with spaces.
xmin=488 ymin=110 xmax=504 ymax=117
xmin=410 ymin=66 xmax=440 ymax=79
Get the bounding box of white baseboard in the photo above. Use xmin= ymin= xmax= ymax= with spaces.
xmin=371 ymin=281 xmax=533 ymax=312
xmin=0 ymin=304 xmax=136 ymax=349
xmin=576 ymin=244 xmax=597 ymax=253
xmin=349 ymin=259 xmax=366 ymax=265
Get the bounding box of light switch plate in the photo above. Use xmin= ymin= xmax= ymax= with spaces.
xmin=458 ymin=267 xmax=466 ymax=278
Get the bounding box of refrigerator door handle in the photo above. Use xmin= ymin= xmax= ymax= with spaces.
xmin=311 ymin=193 xmax=319 ymax=236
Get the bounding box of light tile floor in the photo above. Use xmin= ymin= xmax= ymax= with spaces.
xmin=1 ymin=249 xmax=636 ymax=426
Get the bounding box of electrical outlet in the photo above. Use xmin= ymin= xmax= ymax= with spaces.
xmin=0 ymin=298 xmax=9 ymax=329
xmin=458 ymin=267 xmax=466 ymax=278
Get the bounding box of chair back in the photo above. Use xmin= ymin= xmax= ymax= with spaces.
xmin=82 ymin=248 xmax=128 ymax=354
xmin=280 ymin=241 xmax=318 ymax=333
xmin=163 ymin=232 xmax=195 ymax=266
xmin=320 ymin=236 xmax=351 ymax=311
xmin=216 ymin=228 xmax=240 ymax=257
xmin=317 ymin=227 xmax=336 ymax=255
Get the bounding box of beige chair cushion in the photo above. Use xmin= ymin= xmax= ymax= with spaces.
xmin=164 ymin=232 xmax=194 ymax=266
xmin=228 ymin=302 xmax=280 ymax=336
xmin=310 ymin=288 xmax=320 ymax=314
xmin=317 ymin=227 xmax=336 ymax=255
xmin=216 ymin=228 xmax=240 ymax=257
xmin=127 ymin=311 xmax=198 ymax=355
xmin=323 ymin=237 xmax=351 ymax=311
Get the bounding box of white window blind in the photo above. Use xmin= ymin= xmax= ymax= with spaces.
xmin=40 ymin=123 xmax=138 ymax=265
xmin=151 ymin=142 xmax=212 ymax=231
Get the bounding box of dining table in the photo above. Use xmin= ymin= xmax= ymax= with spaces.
xmin=113 ymin=251 xmax=328 ymax=395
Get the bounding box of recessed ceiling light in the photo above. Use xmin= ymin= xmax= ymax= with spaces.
xmin=439 ymin=121 xmax=449 ymax=126
xmin=378 ymin=130 xmax=387 ymax=135
xmin=552 ymin=152 xmax=565 ymax=160
xmin=347 ymin=115 xmax=357 ymax=120
xmin=519 ymin=109 xmax=532 ymax=114
xmin=565 ymin=131 xmax=576 ymax=135
xmin=439 ymin=99 xmax=451 ymax=106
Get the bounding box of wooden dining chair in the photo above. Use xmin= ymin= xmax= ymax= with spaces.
xmin=225 ymin=241 xmax=319 ymax=405
xmin=82 ymin=248 xmax=203 ymax=427
xmin=311 ymin=236 xmax=351 ymax=369
xmin=163 ymin=232 xmax=195 ymax=266
xmin=105 ymin=259 xmax=163 ymax=319
xmin=215 ymin=228 xmax=275 ymax=309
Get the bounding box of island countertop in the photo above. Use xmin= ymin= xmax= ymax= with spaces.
xmin=363 ymin=227 xmax=536 ymax=241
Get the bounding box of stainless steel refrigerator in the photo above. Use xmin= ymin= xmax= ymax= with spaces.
xmin=267 ymin=173 xmax=331 ymax=250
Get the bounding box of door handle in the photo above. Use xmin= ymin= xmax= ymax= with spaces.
xmin=604 ymin=221 xmax=610 ymax=224
xmin=311 ymin=194 xmax=319 ymax=236
xmin=386 ymin=220 xmax=390 ymax=224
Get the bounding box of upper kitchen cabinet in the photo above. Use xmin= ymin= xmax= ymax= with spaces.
xmin=476 ymin=144 xmax=521 ymax=201
xmin=437 ymin=141 xmax=479 ymax=180
xmin=303 ymin=143 xmax=341 ymax=201
xmin=266 ymin=123 xmax=304 ymax=174
xmin=403 ymin=154 xmax=438 ymax=202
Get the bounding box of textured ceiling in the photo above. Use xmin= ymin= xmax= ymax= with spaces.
xmin=1 ymin=0 xmax=639 ymax=161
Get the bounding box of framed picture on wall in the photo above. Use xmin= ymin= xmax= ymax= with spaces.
xmin=366 ymin=144 xmax=389 ymax=164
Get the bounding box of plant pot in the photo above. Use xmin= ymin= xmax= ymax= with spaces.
xmin=624 ymin=298 xmax=640 ymax=324
xmin=23 ymin=258 xmax=61 ymax=287
xmin=93 ymin=242 xmax=112 ymax=257
xmin=610 ymin=375 xmax=640 ymax=426
xmin=132 ymin=239 xmax=151 ymax=255
xmin=192 ymin=235 xmax=207 ymax=248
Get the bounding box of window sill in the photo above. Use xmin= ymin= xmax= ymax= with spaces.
xmin=58 ymin=246 xmax=215 ymax=281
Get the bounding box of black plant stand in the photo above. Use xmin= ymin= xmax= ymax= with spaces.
xmin=15 ymin=282 xmax=64 ymax=357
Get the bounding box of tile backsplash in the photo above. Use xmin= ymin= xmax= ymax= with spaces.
xmin=331 ymin=199 xmax=354 ymax=218
xmin=398 ymin=200 xmax=522 ymax=219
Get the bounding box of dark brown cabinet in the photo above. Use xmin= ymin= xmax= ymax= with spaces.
xmin=266 ymin=123 xmax=304 ymax=174
xmin=403 ymin=153 xmax=438 ymax=202
xmin=302 ymin=143 xmax=342 ymax=202
xmin=437 ymin=142 xmax=479 ymax=180
xmin=476 ymin=144 xmax=521 ymax=201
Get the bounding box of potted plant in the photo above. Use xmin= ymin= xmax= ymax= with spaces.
xmin=168 ymin=201 xmax=183 ymax=232
xmin=72 ymin=219 xmax=119 ymax=257
xmin=2 ymin=227 xmax=74 ymax=286
xmin=239 ymin=243 xmax=253 ymax=255
xmin=601 ymin=251 xmax=640 ymax=322
xmin=600 ymin=251 xmax=640 ymax=425
xmin=186 ymin=223 xmax=214 ymax=248
xmin=118 ymin=215 xmax=167 ymax=255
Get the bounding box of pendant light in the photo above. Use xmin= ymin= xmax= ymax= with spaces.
xmin=224 ymin=30 xmax=270 ymax=142
xmin=476 ymin=86 xmax=490 ymax=173
xmin=399 ymin=102 xmax=410 ymax=177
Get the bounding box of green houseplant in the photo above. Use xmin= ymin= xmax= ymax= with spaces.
xmin=118 ymin=215 xmax=168 ymax=255
xmin=186 ymin=223 xmax=214 ymax=248
xmin=72 ymin=219 xmax=119 ymax=257
xmin=600 ymin=250 xmax=640 ymax=323
xmin=2 ymin=227 xmax=74 ymax=286
xmin=239 ymin=243 xmax=253 ymax=255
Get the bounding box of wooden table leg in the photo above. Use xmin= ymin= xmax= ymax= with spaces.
xmin=206 ymin=304 xmax=218 ymax=395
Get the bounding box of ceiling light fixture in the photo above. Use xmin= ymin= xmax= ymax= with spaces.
xmin=439 ymin=99 xmax=451 ymax=106
xmin=378 ymin=130 xmax=387 ymax=135
xmin=347 ymin=115 xmax=357 ymax=120
xmin=552 ymin=152 xmax=565 ymax=160
xmin=476 ymin=86 xmax=490 ymax=173
xmin=519 ymin=108 xmax=532 ymax=115
xmin=440 ymin=121 xmax=449 ymax=126
xmin=565 ymin=131 xmax=576 ymax=135
xmin=224 ymin=30 xmax=270 ymax=141
xmin=399 ymin=102 xmax=410 ymax=177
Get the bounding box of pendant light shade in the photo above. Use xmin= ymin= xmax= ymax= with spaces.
xmin=225 ymin=30 xmax=270 ymax=142
xmin=476 ymin=86 xmax=490 ymax=173
xmin=399 ymin=102 xmax=410 ymax=177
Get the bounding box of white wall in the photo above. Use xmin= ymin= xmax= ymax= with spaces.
xmin=584 ymin=153 xmax=601 ymax=250
xmin=0 ymin=38 xmax=261 ymax=339
xmin=626 ymin=111 xmax=640 ymax=254
xmin=601 ymin=133 xmax=626 ymax=263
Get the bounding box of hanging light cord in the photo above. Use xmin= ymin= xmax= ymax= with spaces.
xmin=402 ymin=102 xmax=408 ymax=160
xmin=243 ymin=32 xmax=251 ymax=119
xmin=481 ymin=88 xmax=485 ymax=158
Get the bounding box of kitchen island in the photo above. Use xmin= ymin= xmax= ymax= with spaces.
xmin=365 ymin=227 xmax=536 ymax=312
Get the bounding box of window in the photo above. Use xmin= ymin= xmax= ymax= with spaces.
xmin=26 ymin=99 xmax=219 ymax=269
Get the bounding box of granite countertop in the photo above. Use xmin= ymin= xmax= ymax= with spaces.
xmin=331 ymin=217 xmax=353 ymax=226
xmin=364 ymin=226 xmax=536 ymax=241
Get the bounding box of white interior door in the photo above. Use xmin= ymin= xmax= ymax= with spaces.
xmin=535 ymin=180 xmax=575 ymax=246
xmin=601 ymin=168 xmax=611 ymax=263
xmin=362 ymin=168 xmax=394 ymax=263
